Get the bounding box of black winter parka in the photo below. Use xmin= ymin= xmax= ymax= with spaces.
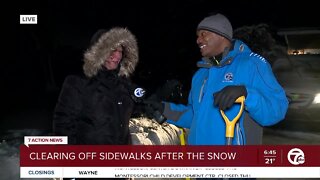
xmin=53 ymin=69 xmax=134 ymax=144
xmin=53 ymin=27 xmax=139 ymax=145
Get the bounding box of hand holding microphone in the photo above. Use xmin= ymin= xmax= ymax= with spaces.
xmin=130 ymin=86 xmax=146 ymax=103
xmin=129 ymin=84 xmax=166 ymax=124
xmin=143 ymin=94 xmax=167 ymax=124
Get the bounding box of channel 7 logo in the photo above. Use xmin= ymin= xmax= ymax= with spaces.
xmin=287 ymin=148 xmax=305 ymax=165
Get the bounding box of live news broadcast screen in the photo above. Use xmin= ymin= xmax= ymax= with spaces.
xmin=3 ymin=0 xmax=320 ymax=179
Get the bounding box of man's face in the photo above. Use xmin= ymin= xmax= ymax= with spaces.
xmin=104 ymin=47 xmax=123 ymax=70
xmin=196 ymin=30 xmax=224 ymax=57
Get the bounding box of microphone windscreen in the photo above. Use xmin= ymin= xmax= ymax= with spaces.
xmin=129 ymin=84 xmax=146 ymax=103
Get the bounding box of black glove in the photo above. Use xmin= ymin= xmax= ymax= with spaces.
xmin=213 ymin=85 xmax=247 ymax=110
xmin=144 ymin=95 xmax=166 ymax=124
xmin=157 ymin=79 xmax=183 ymax=102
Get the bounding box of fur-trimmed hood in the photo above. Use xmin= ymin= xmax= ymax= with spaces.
xmin=83 ymin=27 xmax=138 ymax=78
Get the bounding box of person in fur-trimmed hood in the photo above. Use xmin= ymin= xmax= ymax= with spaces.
xmin=53 ymin=27 xmax=139 ymax=145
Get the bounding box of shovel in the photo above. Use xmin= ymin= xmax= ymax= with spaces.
xmin=219 ymin=96 xmax=245 ymax=145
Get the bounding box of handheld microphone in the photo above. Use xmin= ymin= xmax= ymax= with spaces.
xmin=132 ymin=87 xmax=146 ymax=103
xmin=129 ymin=84 xmax=166 ymax=124
xmin=129 ymin=83 xmax=146 ymax=103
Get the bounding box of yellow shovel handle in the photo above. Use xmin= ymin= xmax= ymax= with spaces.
xmin=178 ymin=128 xmax=190 ymax=180
xmin=220 ymin=96 xmax=245 ymax=138
xmin=179 ymin=128 xmax=186 ymax=145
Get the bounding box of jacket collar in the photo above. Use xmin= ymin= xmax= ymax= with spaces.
xmin=197 ymin=40 xmax=249 ymax=68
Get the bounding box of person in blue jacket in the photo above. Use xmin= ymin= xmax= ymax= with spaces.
xmin=149 ymin=13 xmax=288 ymax=145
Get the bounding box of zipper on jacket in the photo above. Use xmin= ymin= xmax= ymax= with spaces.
xmin=236 ymin=123 xmax=244 ymax=145
xmin=198 ymin=78 xmax=207 ymax=103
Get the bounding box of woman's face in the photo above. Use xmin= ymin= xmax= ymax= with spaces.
xmin=104 ymin=47 xmax=123 ymax=70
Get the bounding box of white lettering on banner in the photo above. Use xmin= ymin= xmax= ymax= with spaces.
xmin=154 ymin=152 xmax=184 ymax=160
xmin=29 ymin=152 xmax=76 ymax=160
xmin=99 ymin=152 xmax=153 ymax=160
xmin=78 ymin=152 xmax=97 ymax=160
xmin=20 ymin=15 xmax=37 ymax=24
xmin=207 ymin=152 xmax=237 ymax=160
xmin=187 ymin=152 xmax=205 ymax=160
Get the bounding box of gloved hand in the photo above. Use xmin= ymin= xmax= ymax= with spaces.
xmin=157 ymin=79 xmax=183 ymax=102
xmin=213 ymin=85 xmax=247 ymax=110
xmin=144 ymin=95 xmax=166 ymax=124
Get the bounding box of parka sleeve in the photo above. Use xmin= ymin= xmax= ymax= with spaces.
xmin=244 ymin=58 xmax=289 ymax=126
xmin=53 ymin=75 xmax=83 ymax=144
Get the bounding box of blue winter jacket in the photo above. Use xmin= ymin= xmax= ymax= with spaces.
xmin=164 ymin=40 xmax=288 ymax=145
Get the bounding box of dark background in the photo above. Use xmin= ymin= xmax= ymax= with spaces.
xmin=3 ymin=0 xmax=319 ymax=132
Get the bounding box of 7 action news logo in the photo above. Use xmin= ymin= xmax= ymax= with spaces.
xmin=287 ymin=148 xmax=305 ymax=165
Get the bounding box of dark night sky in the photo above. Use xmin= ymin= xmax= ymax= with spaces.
xmin=3 ymin=0 xmax=319 ymax=131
